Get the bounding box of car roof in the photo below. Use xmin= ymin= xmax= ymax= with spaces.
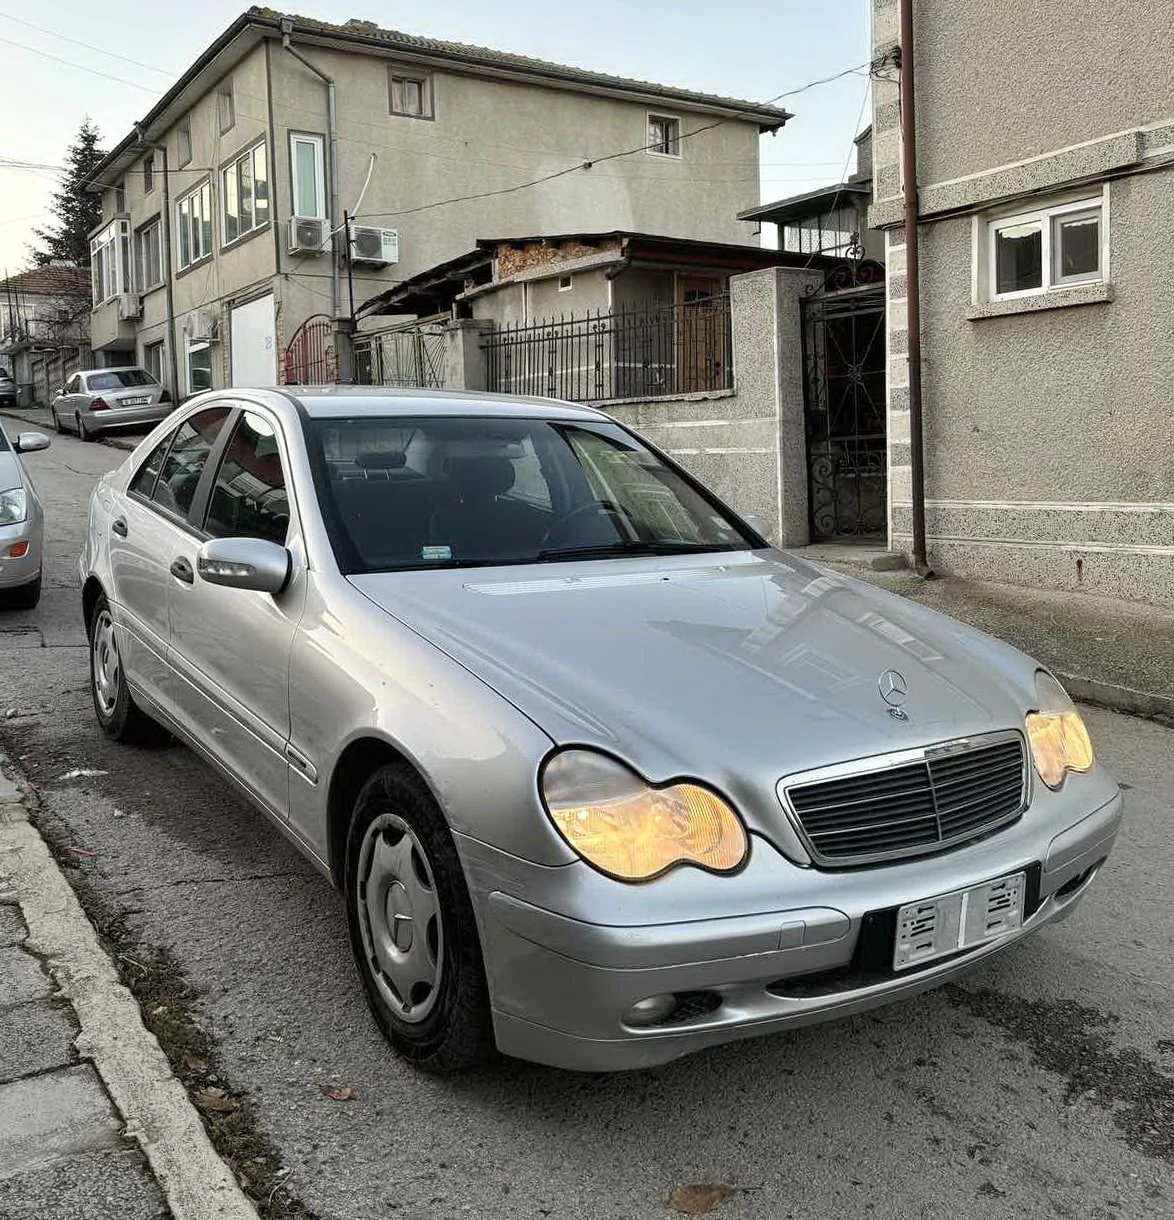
xmin=283 ymin=385 xmax=611 ymax=422
xmin=82 ymin=366 xmax=148 ymax=375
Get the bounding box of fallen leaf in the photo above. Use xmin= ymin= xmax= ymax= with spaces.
xmin=183 ymin=1053 xmax=209 ymax=1072
xmin=669 ymin=1185 xmax=736 ymax=1215
xmin=194 ymin=1087 xmax=235 ymax=1113
xmin=319 ymin=1084 xmax=357 ymax=1102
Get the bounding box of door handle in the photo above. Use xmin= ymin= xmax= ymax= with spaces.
xmin=111 ymin=517 xmax=128 ymax=538
xmin=169 ymin=556 xmax=194 ymax=585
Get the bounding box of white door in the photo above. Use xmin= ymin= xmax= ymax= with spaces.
xmin=229 ymin=293 xmax=277 ymax=387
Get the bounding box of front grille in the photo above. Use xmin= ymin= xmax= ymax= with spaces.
xmin=783 ymin=734 xmax=1027 ymax=867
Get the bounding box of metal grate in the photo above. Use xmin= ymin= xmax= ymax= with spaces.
xmin=783 ymin=734 xmax=1027 ymax=867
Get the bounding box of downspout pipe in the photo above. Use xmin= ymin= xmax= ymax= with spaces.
xmin=280 ymin=24 xmax=350 ymax=380
xmin=134 ymin=124 xmax=180 ymax=400
xmin=898 ymin=0 xmax=932 ymax=577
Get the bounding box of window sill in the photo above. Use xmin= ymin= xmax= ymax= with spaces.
xmin=967 ymin=281 xmax=1113 ymax=320
xmin=176 ymin=255 xmax=214 ymax=280
xmin=220 ymin=221 xmax=271 ymax=255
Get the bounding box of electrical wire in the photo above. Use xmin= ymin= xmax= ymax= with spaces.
xmin=0 ymin=10 xmax=177 ymax=77
xmin=0 ymin=34 xmax=162 ymax=92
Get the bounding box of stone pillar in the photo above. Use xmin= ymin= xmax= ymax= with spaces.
xmin=443 ymin=319 xmax=495 ymax=391
xmin=729 ymin=266 xmax=823 ymax=546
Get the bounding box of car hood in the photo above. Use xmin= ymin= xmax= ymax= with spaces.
xmin=349 ymin=552 xmax=1040 ymax=837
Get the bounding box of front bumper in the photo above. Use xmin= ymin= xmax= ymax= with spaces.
xmin=465 ymin=780 xmax=1122 ymax=1071
xmin=0 ymin=518 xmax=41 ymax=589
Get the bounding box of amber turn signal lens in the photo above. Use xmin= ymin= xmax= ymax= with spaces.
xmin=541 ymin=749 xmax=748 ymax=882
xmin=7 ymin=540 xmax=29 ymax=559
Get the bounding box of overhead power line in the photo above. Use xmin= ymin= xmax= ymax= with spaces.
xmin=0 ymin=33 xmax=161 ymax=92
xmin=0 ymin=10 xmax=177 ymax=77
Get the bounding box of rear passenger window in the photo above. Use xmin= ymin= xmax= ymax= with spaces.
xmin=152 ymin=407 xmax=230 ymax=518
xmin=204 ymin=412 xmax=290 ymax=545
xmin=129 ymin=433 xmax=172 ymax=499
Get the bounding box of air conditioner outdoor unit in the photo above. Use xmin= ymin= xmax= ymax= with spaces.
xmin=117 ymin=293 xmax=141 ymax=321
xmin=192 ymin=310 xmax=220 ymax=342
xmin=288 ymin=215 xmax=329 ymax=255
xmin=349 ymin=224 xmax=399 ymax=266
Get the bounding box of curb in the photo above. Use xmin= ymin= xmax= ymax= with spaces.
xmin=0 ymin=769 xmax=258 ymax=1220
xmin=1056 ymin=672 xmax=1174 ymax=729
xmin=0 ymin=408 xmax=138 ymax=451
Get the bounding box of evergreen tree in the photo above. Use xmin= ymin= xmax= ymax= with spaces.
xmin=31 ymin=119 xmax=106 ymax=267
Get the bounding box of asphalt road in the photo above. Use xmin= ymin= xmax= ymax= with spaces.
xmin=2 ymin=422 xmax=1172 ymax=1220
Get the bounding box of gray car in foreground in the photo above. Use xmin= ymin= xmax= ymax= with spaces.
xmin=0 ymin=421 xmax=50 ymax=608
xmin=52 ymin=366 xmax=174 ymax=440
xmin=79 ymin=388 xmax=1122 ymax=1072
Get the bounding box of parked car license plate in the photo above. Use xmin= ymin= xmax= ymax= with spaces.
xmin=121 ymin=396 xmax=151 ymax=406
xmin=893 ymin=871 xmax=1025 ymax=971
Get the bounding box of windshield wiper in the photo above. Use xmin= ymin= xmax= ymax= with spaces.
xmin=534 ymin=541 xmax=735 ymax=562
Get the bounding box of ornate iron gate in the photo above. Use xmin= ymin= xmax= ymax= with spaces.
xmin=800 ymin=274 xmax=887 ymax=540
xmin=281 ymin=315 xmax=337 ymax=385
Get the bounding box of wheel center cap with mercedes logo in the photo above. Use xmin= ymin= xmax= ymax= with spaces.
xmin=878 ymin=669 xmax=909 ymax=720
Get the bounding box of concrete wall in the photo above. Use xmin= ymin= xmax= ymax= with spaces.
xmin=872 ymin=0 xmax=1174 ymax=607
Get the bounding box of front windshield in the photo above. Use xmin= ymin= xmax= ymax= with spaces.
xmin=311 ymin=415 xmax=755 ymax=572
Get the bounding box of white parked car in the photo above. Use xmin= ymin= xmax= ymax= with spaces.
xmin=0 ymin=420 xmax=50 ymax=609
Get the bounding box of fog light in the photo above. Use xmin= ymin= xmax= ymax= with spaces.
xmin=623 ymin=994 xmax=678 ymax=1027
xmin=7 ymin=540 xmax=29 ymax=559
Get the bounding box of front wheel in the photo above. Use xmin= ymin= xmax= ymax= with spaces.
xmin=89 ymin=594 xmax=166 ymax=743
xmin=50 ymin=407 xmax=64 ymax=434
xmin=345 ymin=765 xmax=494 ymax=1072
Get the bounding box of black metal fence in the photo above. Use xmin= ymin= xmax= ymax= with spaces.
xmin=354 ymin=320 xmax=447 ymax=388
xmin=483 ymin=295 xmax=732 ymax=404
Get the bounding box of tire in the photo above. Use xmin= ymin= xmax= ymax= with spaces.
xmin=77 ymin=413 xmax=94 ymax=442
xmin=88 ymin=593 xmax=167 ymax=744
xmin=345 ymin=764 xmax=494 ymax=1072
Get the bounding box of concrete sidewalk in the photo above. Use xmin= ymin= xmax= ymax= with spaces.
xmin=0 ymin=770 xmax=256 ymax=1220
xmin=799 ymin=546 xmax=1174 ymax=726
xmin=1 ymin=407 xmax=139 ymax=452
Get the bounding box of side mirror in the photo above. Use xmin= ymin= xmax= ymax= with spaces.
xmin=197 ymin=537 xmax=291 ymax=595
xmin=14 ymin=432 xmax=51 ymax=454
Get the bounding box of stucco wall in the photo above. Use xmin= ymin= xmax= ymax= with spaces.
xmin=267 ymin=44 xmax=763 ymax=286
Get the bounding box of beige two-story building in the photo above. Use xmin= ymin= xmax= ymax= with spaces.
xmin=871 ymin=0 xmax=1174 ymax=607
xmin=86 ymin=7 xmax=789 ymax=397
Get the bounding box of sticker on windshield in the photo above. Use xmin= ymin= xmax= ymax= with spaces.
xmin=421 ymin=545 xmax=452 ymax=561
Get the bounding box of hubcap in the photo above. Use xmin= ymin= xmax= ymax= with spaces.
xmin=357 ymin=814 xmax=443 ymax=1024
xmin=92 ymin=611 xmax=121 ymax=716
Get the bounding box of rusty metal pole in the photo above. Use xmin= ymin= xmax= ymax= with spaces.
xmin=898 ymin=0 xmax=932 ymax=576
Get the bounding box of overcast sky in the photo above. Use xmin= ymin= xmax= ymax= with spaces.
xmin=0 ymin=0 xmax=870 ymax=272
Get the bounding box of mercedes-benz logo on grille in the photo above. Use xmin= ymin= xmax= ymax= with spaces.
xmin=878 ymin=669 xmax=909 ymax=719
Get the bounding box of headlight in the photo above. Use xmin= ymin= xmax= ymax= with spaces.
xmin=0 ymin=487 xmax=27 ymax=526
xmin=1025 ymin=671 xmax=1093 ymax=789
xmin=540 ymin=749 xmax=748 ymax=882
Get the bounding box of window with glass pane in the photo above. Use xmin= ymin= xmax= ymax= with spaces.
xmin=389 ymin=68 xmax=432 ymax=117
xmin=1053 ymin=211 xmax=1100 ymax=284
xmin=153 ymin=407 xmax=230 ymax=517
xmin=648 ymin=115 xmax=681 ymax=156
xmin=130 ymin=432 xmax=173 ymax=499
xmin=218 ymin=85 xmax=235 ymax=134
xmin=994 ymin=221 xmax=1043 ymax=295
xmin=291 ymin=134 xmax=324 ymax=217
xmin=222 ymin=143 xmax=268 ymax=244
xmin=186 ymin=340 xmax=213 ymax=395
xmin=177 ymin=183 xmax=212 ymax=268
xmin=143 ymin=340 xmax=165 ymax=384
xmin=136 ymin=221 xmax=162 ymax=290
xmin=205 ymin=412 xmax=290 ymax=545
xmin=143 ymin=154 xmax=154 ymax=194
xmin=177 ymin=120 xmax=191 ymax=168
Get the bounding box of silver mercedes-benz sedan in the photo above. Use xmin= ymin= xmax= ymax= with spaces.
xmin=52 ymin=366 xmax=175 ymax=441
xmin=79 ymin=388 xmax=1121 ymax=1072
xmin=0 ymin=421 xmax=50 ymax=609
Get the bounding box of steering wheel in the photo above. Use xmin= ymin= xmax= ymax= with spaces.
xmin=538 ymin=499 xmax=632 ymax=550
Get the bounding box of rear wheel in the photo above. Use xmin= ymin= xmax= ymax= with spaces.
xmin=76 ymin=413 xmax=94 ymax=442
xmin=89 ymin=594 xmax=166 ymax=743
xmin=345 ymin=764 xmax=494 ymax=1072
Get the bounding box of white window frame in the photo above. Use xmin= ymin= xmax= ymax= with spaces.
xmin=90 ymin=219 xmax=131 ymax=305
xmin=221 ymin=141 xmax=269 ymax=248
xmin=984 ymin=191 xmax=1107 ymax=302
xmin=557 ymin=275 xmax=573 ymax=292
xmin=289 ymin=132 xmax=326 ymax=219
xmin=217 ymin=83 xmax=235 ymax=134
xmin=135 ymin=219 xmax=164 ymax=292
xmin=176 ymin=180 xmax=213 ymax=270
xmin=142 ymin=339 xmax=165 ymax=384
xmin=186 ymin=338 xmax=213 ymax=395
xmin=143 ymin=153 xmax=155 ymax=195
xmin=646 ymin=113 xmax=682 ymax=159
xmin=388 ymin=66 xmax=433 ymax=119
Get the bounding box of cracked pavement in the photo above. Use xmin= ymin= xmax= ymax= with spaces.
xmin=1 ymin=423 xmax=1172 ymax=1218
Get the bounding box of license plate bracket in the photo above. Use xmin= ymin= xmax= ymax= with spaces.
xmin=893 ymin=871 xmax=1025 ymax=971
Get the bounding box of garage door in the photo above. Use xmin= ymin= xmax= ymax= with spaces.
xmin=229 ymin=293 xmax=277 ymax=387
